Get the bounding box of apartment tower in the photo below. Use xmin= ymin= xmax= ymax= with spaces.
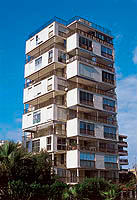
xmin=22 ymin=17 xmax=119 ymax=183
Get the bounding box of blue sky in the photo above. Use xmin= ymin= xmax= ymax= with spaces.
xmin=0 ymin=0 xmax=137 ymax=168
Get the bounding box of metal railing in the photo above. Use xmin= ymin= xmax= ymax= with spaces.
xmin=67 ymin=55 xmax=115 ymax=73
xmin=27 ymin=16 xmax=112 ymax=40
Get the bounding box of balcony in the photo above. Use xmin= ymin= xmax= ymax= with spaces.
xmin=119 ymin=159 xmax=128 ymax=165
xmin=68 ymin=109 xmax=117 ymax=127
xmin=118 ymin=149 xmax=128 ymax=156
xmin=70 ymin=28 xmax=113 ymax=48
xmin=66 ymin=60 xmax=115 ymax=92
xmin=105 ymin=162 xmax=118 ymax=169
xmin=25 ymin=47 xmax=66 ymax=79
xmin=23 ymin=75 xmax=66 ymax=104
xmin=103 ymin=105 xmax=116 ymax=113
xmin=80 ymin=160 xmax=95 ymax=168
xmin=67 ymin=55 xmax=115 ymax=73
xmin=22 ymin=104 xmax=67 ymax=131
xmin=101 ymin=52 xmax=113 ymax=60
xmin=68 ymin=80 xmax=116 ymax=99
xmin=26 ymin=21 xmax=67 ymax=55
xmin=118 ymin=140 xmax=128 ymax=147
xmin=99 ymin=147 xmax=118 ymax=154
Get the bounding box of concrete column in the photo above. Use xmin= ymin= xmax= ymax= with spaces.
xmin=129 ymin=191 xmax=133 ymax=198
xmin=135 ymin=190 xmax=136 ymax=198
xmin=77 ymin=168 xmax=79 ymax=183
xmin=121 ymin=191 xmax=123 ymax=199
xmin=51 ymin=152 xmax=54 ymax=174
xmin=98 ymin=170 xmax=100 ymax=178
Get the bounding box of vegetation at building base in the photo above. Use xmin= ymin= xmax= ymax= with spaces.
xmin=0 ymin=141 xmax=135 ymax=200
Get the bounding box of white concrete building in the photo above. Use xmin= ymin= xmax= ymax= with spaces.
xmin=22 ymin=16 xmax=120 ymax=183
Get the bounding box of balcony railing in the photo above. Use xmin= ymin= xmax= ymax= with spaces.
xmin=67 ymin=55 xmax=115 ymax=73
xmin=105 ymin=162 xmax=118 ymax=169
xmin=79 ymin=43 xmax=93 ymax=52
xmin=103 ymin=105 xmax=116 ymax=112
xmin=24 ymin=97 xmax=65 ymax=114
xmin=80 ymin=160 xmax=95 ymax=168
xmin=68 ymin=110 xmax=117 ymax=126
xmin=77 ymin=29 xmax=113 ymax=47
xmin=119 ymin=140 xmax=127 ymax=145
xmin=99 ymin=147 xmax=118 ymax=154
xmin=25 ymin=43 xmax=65 ymax=64
xmin=102 ymin=78 xmax=115 ymax=85
xmin=118 ymin=149 xmax=128 ymax=154
xmin=25 ymin=69 xmax=66 ymax=88
xmin=119 ymin=159 xmax=128 ymax=165
xmin=104 ymin=132 xmax=116 ymax=140
xmin=101 ymin=52 xmax=113 ymax=60
xmin=80 ymin=100 xmax=94 ymax=107
xmin=80 ymin=129 xmax=95 ymax=137
xmin=68 ymin=81 xmax=116 ymax=99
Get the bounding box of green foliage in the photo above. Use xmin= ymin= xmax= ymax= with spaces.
xmin=0 ymin=141 xmax=52 ymax=199
xmin=49 ymin=181 xmax=68 ymax=200
xmin=74 ymin=177 xmax=110 ymax=200
xmin=101 ymin=184 xmax=120 ymax=200
xmin=8 ymin=180 xmax=31 ymax=200
xmin=119 ymin=171 xmax=136 ymax=185
xmin=0 ymin=142 xmax=123 ymax=200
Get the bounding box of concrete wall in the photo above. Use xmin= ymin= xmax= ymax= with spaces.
xmin=67 ymin=150 xmax=78 ymax=168
xmin=66 ymin=60 xmax=78 ymax=79
xmin=96 ymin=154 xmax=105 ymax=169
xmin=92 ymin=40 xmax=101 ymax=56
xmin=67 ymin=118 xmax=78 ymax=137
xmin=26 ymin=22 xmax=55 ymax=54
xmin=67 ymin=33 xmax=78 ymax=52
xmin=67 ymin=88 xmax=78 ymax=107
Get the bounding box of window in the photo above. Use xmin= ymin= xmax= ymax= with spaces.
xmin=96 ymin=32 xmax=113 ymax=44
xmin=104 ymin=155 xmax=117 ymax=163
xmin=80 ymin=91 xmax=93 ymax=106
xmin=36 ymin=35 xmax=42 ymax=45
xmin=103 ymin=98 xmax=115 ymax=112
xmin=58 ymin=25 xmax=67 ymax=37
xmin=80 ymin=152 xmax=95 ymax=167
xmin=58 ymin=50 xmax=66 ymax=63
xmin=36 ymin=35 xmax=39 ymax=45
xmin=33 ymin=111 xmax=41 ymax=124
xmin=32 ymin=140 xmax=40 ymax=152
xmin=57 ymin=168 xmax=66 ymax=177
xmin=48 ymin=50 xmax=53 ymax=63
xmin=80 ymin=121 xmax=94 ymax=136
xmin=57 ymin=137 xmax=66 ymax=150
xmin=79 ymin=36 xmax=92 ymax=51
xmin=47 ymin=136 xmax=51 ymax=150
xmin=101 ymin=46 xmax=113 ymax=59
xmin=79 ymin=63 xmax=94 ymax=79
xmin=48 ymin=25 xmax=53 ymax=38
xmin=104 ymin=126 xmax=116 ymax=139
xmin=80 ymin=152 xmax=95 ymax=161
xmin=99 ymin=142 xmax=116 ymax=153
xmin=35 ymin=57 xmax=42 ymax=70
xmin=102 ymin=71 xmax=114 ymax=84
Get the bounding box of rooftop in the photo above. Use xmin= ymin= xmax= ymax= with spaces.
xmin=27 ymin=16 xmax=112 ymax=40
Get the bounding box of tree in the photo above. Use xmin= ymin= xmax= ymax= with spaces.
xmin=0 ymin=141 xmax=52 ymax=200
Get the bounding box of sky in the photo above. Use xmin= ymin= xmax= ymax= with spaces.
xmin=0 ymin=0 xmax=137 ymax=168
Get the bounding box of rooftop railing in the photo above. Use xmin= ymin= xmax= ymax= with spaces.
xmin=27 ymin=16 xmax=112 ymax=40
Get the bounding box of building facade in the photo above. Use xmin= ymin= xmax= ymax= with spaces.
xmin=119 ymin=134 xmax=128 ymax=173
xmin=22 ymin=16 xmax=120 ymax=183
